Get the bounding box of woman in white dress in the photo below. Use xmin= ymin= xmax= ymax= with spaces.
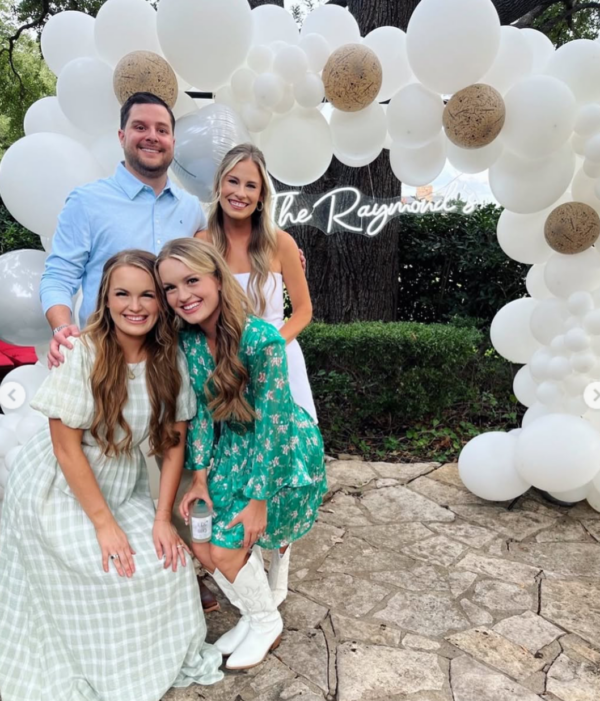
xmin=0 ymin=250 xmax=223 ymax=701
xmin=195 ymin=143 xmax=317 ymax=606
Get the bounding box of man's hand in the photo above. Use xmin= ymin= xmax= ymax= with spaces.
xmin=48 ymin=324 xmax=81 ymax=368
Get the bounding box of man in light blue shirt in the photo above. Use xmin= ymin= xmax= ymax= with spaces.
xmin=42 ymin=92 xmax=207 ymax=364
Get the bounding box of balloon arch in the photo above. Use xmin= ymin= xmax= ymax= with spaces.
xmin=2 ymin=0 xmax=600 ymax=511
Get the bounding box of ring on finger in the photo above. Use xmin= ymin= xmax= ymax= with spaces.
xmin=110 ymin=554 xmax=120 ymax=560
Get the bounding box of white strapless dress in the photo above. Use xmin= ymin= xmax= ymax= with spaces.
xmin=234 ymin=272 xmax=317 ymax=422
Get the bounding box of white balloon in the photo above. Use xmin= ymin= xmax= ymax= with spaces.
xmin=526 ymin=265 xmax=552 ymax=299
xmin=568 ymin=290 xmax=595 ymax=316
xmin=545 ymin=248 xmax=600 ymax=298
xmin=24 ymin=96 xmax=92 ymax=145
xmin=389 ymin=132 xmax=447 ymax=187
xmin=387 ymin=84 xmax=443 ymax=149
xmin=253 ymin=73 xmax=285 ymax=109
xmin=362 ymin=27 xmax=413 ymax=102
xmin=481 ymin=26 xmax=533 ymax=95
xmin=261 ymin=108 xmax=333 ymax=187
xmin=15 ymin=415 xmax=47 ymax=446
xmin=294 ymin=73 xmax=325 ymax=109
xmin=565 ymin=373 xmax=591 ymax=396
xmin=334 ymin=149 xmax=381 ymax=168
xmin=4 ymin=445 xmax=22 ymax=472
xmin=0 ymin=133 xmax=103 ymax=239
xmin=90 ymin=132 xmax=123 ymax=177
xmin=94 ymin=0 xmax=162 ymax=67
xmin=536 ymin=380 xmax=565 ymax=406
xmin=57 ymin=57 xmax=120 ymax=136
xmin=0 ymin=428 xmax=19 ymax=459
xmin=545 ymin=39 xmax=600 ymax=103
xmin=459 ymin=432 xmax=529 ymax=501
xmin=406 ymin=0 xmax=500 ymax=95
xmin=157 ymin=0 xmax=253 ymax=91
xmin=572 ymin=133 xmax=588 ymax=156
xmin=491 ymin=298 xmax=541 ymax=364
xmin=522 ymin=402 xmax=556 ymax=427
xmin=584 ymin=309 xmax=600 ymax=335
xmin=0 ymin=415 xmax=22 ymax=433
xmin=516 ymin=414 xmax=600 ymax=491
xmin=501 ymin=76 xmax=576 ymax=159
xmin=330 ymin=103 xmax=387 ymax=161
xmin=0 ymin=364 xmax=49 ymax=417
xmin=231 ymin=68 xmax=257 ymax=103
xmin=496 ymin=206 xmax=558 ymax=265
xmin=300 ymin=5 xmax=360 ymax=51
xmin=513 ymin=366 xmax=539 ymax=407
xmin=564 ymin=392 xmax=587 ymax=415
xmin=298 ymin=33 xmax=331 ymax=74
xmin=273 ymin=45 xmax=308 ymax=85
xmin=172 ymin=91 xmax=199 ymax=120
xmin=547 ymin=356 xmax=571 ymax=381
xmin=251 ymin=5 xmax=299 ymax=47
xmin=489 ymin=144 xmax=575 ymax=214
xmin=214 ymin=86 xmax=241 ymax=113
xmin=565 ymin=327 xmax=591 ymax=352
xmin=241 ymin=102 xmax=273 ymax=133
xmin=529 ymin=298 xmax=569 ymax=345
xmin=550 ymin=334 xmax=568 ymax=355
xmin=0 ymin=462 xmax=9 ymax=490
xmin=571 ymin=168 xmax=600 ymax=216
xmin=585 ymin=134 xmax=600 ymax=163
xmin=39 ymin=237 xmax=52 ymax=253
xmin=273 ymin=85 xmax=296 ymax=115
xmin=521 ymin=28 xmax=555 ymax=74
xmin=575 ymin=104 xmax=600 ymax=137
xmin=41 ymin=10 xmax=96 ymax=77
xmin=446 ymin=139 xmax=503 ymax=175
xmin=548 ymin=483 xmax=590 ymax=502
xmin=247 ymin=45 xmax=274 ymax=74
xmin=529 ymin=347 xmax=554 ymax=381
xmin=584 ymin=159 xmax=600 ymax=179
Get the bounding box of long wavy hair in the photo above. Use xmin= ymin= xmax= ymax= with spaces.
xmin=207 ymin=143 xmax=278 ymax=316
xmin=156 ymin=238 xmax=255 ymax=423
xmin=82 ymin=250 xmax=182 ymax=458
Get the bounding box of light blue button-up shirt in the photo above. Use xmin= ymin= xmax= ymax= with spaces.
xmin=40 ymin=164 xmax=207 ymax=327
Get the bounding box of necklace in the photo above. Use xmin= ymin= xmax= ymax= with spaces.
xmin=127 ymin=362 xmax=144 ymax=380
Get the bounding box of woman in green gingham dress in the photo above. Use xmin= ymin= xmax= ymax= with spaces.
xmin=0 ymin=251 xmax=222 ymax=701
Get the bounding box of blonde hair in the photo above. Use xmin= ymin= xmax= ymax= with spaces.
xmin=156 ymin=238 xmax=255 ymax=423
xmin=83 ymin=250 xmax=182 ymax=458
xmin=207 ymin=143 xmax=277 ymax=316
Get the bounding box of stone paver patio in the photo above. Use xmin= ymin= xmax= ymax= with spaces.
xmin=164 ymin=458 xmax=600 ymax=701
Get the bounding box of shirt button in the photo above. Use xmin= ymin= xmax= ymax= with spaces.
xmin=157 ymin=239 xmax=161 ymax=244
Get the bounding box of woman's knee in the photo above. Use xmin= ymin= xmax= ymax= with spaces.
xmin=209 ymin=544 xmax=242 ymax=570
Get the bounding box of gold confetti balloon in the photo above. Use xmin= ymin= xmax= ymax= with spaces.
xmin=113 ymin=51 xmax=178 ymax=108
xmin=544 ymin=202 xmax=600 ymax=255
xmin=322 ymin=43 xmax=382 ymax=113
xmin=443 ymin=84 xmax=505 ymax=149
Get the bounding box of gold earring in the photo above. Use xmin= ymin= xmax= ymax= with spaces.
xmin=256 ymin=201 xmax=264 ymax=212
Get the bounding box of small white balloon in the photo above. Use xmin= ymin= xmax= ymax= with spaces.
xmin=362 ymin=27 xmax=413 ymax=102
xmin=585 ymin=134 xmax=600 ymax=163
xmin=529 ymin=347 xmax=554 ymax=381
xmin=522 ymin=402 xmax=556 ymax=427
xmin=565 ymin=327 xmax=591 ymax=352
xmin=241 ymin=102 xmax=273 ymax=133
xmin=490 ymin=298 xmax=541 ymax=364
xmin=547 ymin=356 xmax=571 ymax=381
xmin=514 ymin=365 xmax=539 ymax=407
xmin=387 ymin=83 xmax=444 ymax=149
xmin=389 ymin=132 xmax=447 ymax=187
xmin=545 ymin=39 xmax=600 ymax=103
xmin=330 ymin=103 xmax=387 ymax=161
xmin=298 ymin=33 xmax=331 ymax=74
xmin=545 ymin=248 xmax=600 ymax=299
xmin=568 ymin=291 xmax=595 ymax=316
xmin=584 ymin=309 xmax=600 ymax=335
xmin=251 ymin=4 xmax=299 ymax=47
xmin=15 ymin=415 xmax=47 ymax=446
xmin=300 ymin=5 xmax=361 ymax=51
xmin=550 ymin=334 xmax=568 ymax=355
xmin=253 ymin=72 xmax=285 ymax=109
xmin=294 ymin=73 xmax=325 ymax=109
xmin=548 ymin=483 xmax=590 ymax=502
xmin=529 ymin=298 xmax=569 ymax=345
xmin=24 ymin=96 xmax=92 ymax=146
xmin=481 ymin=26 xmax=534 ymax=95
xmin=536 ymin=380 xmax=565 ymax=406
xmin=41 ymin=10 xmax=97 ymax=76
xmin=459 ymin=432 xmax=529 ymax=501
xmin=516 ymin=414 xmax=600 ymax=491
xmin=575 ymin=103 xmax=600 ymax=137
xmin=572 ymin=168 xmax=600 ymax=216
xmin=565 ymin=373 xmax=591 ymax=396
xmin=231 ymin=68 xmax=257 ymax=103
xmin=526 ymin=265 xmax=552 ymax=299
xmin=584 ymin=159 xmax=600 ymax=179
xmin=273 ymin=45 xmax=309 ymax=85
xmin=571 ymin=350 xmax=597 ymax=373
xmin=247 ymin=45 xmax=275 ymax=74
xmin=273 ymin=85 xmax=296 ymax=114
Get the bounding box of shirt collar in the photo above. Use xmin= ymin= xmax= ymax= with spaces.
xmin=114 ymin=162 xmax=179 ymax=201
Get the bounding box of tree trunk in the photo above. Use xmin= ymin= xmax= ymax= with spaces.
xmin=249 ymin=0 xmax=284 ymax=6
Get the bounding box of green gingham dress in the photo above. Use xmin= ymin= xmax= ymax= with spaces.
xmin=0 ymin=338 xmax=223 ymax=701
xmin=180 ymin=316 xmax=327 ymax=550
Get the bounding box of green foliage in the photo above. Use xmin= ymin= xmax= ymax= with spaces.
xmin=532 ymin=5 xmax=600 ymax=46
xmin=397 ymin=203 xmax=527 ymax=328
xmin=300 ymin=320 xmax=519 ymax=461
xmin=0 ymin=197 xmax=43 ymax=255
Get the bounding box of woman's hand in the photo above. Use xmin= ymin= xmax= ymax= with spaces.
xmin=153 ymin=517 xmax=192 ymax=571
xmin=226 ymin=500 xmax=267 ymax=548
xmin=179 ymin=471 xmax=213 ymax=524
xmin=96 ymin=521 xmax=136 ymax=577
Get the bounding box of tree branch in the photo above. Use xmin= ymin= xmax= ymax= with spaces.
xmin=536 ymin=0 xmax=600 ymax=32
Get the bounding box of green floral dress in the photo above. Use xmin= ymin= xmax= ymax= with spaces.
xmin=180 ymin=316 xmax=327 ymax=550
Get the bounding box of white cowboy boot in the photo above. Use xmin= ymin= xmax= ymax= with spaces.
xmin=268 ymin=545 xmax=291 ymax=607
xmin=213 ymin=550 xmax=283 ymax=670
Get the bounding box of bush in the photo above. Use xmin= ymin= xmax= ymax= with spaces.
xmin=0 ymin=198 xmax=43 ymax=255
xmin=300 ymin=320 xmax=519 ymax=461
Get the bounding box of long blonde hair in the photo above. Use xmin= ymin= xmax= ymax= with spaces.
xmin=207 ymin=143 xmax=278 ymax=316
xmin=156 ymin=238 xmax=255 ymax=423
xmin=83 ymin=250 xmax=182 ymax=458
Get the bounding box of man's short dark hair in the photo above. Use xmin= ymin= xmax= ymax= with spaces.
xmin=120 ymin=92 xmax=176 ymax=132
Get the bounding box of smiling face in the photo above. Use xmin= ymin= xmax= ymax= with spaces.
xmin=159 ymin=257 xmax=222 ymax=332
xmin=118 ymin=103 xmax=174 ymax=179
xmin=219 ymin=158 xmax=264 ymax=220
xmin=106 ymin=265 xmax=160 ymax=341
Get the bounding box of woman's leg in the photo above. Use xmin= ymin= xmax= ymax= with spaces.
xmin=209 ymin=545 xmax=249 ymax=582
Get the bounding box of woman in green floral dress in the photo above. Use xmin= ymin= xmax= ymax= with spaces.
xmin=157 ymin=238 xmax=326 ymax=672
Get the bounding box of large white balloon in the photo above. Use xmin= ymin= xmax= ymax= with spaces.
xmin=294 ymin=73 xmax=325 ymax=109
xmin=300 ymin=5 xmax=361 ymax=51
xmin=459 ymin=432 xmax=529 ymax=501
xmin=330 ymin=103 xmax=387 ymax=162
xmin=90 ymin=132 xmax=123 ymax=177
xmin=571 ymin=168 xmax=600 ymax=216
xmin=513 ymin=366 xmax=539 ymax=408
xmin=172 ymin=91 xmax=200 ymax=120
xmin=545 ymin=39 xmax=600 ymax=103
xmin=157 ymin=0 xmax=253 ymax=91
xmin=0 ymin=364 xmax=49 ymax=417
xmin=389 ymin=132 xmax=447 ymax=187
xmin=0 ymin=250 xmax=49 ymax=346
xmin=362 ymin=27 xmax=413 ymax=102
xmin=0 ymin=133 xmax=103 ymax=238
xmin=516 ymin=414 xmax=600 ymax=491
xmin=496 ymin=205 xmax=558 ymax=264
xmin=521 ymin=28 xmax=555 ymax=74
xmin=525 ymin=264 xmax=553 ymax=299
xmin=406 ymin=0 xmax=501 ymax=95
xmin=575 ymin=104 xmax=600 ymax=137
xmin=40 ymin=10 xmax=96 ymax=77
xmin=57 ymin=57 xmax=120 ymax=136
xmin=387 ymin=84 xmax=443 ymax=149
xmin=501 ymin=76 xmax=576 ymax=159
xmin=24 ymin=96 xmax=92 ymax=145
xmin=299 ymin=34 xmax=331 ymax=74
xmin=251 ymin=5 xmax=299 ymax=47
xmin=447 ymin=139 xmax=503 ymax=175
xmin=481 ymin=26 xmax=533 ymax=95
xmin=261 ymin=109 xmax=333 ymax=187
xmin=529 ymin=298 xmax=569 ymax=345
xmin=544 ymin=248 xmax=600 ymax=298
xmin=94 ymin=0 xmax=162 ymax=67
xmin=490 ymin=298 xmax=541 ymax=363
xmin=489 ymin=143 xmax=575 ymax=214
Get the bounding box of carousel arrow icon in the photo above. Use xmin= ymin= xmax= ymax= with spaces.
xmin=0 ymin=381 xmax=26 ymax=411
xmin=584 ymin=382 xmax=600 ymax=410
